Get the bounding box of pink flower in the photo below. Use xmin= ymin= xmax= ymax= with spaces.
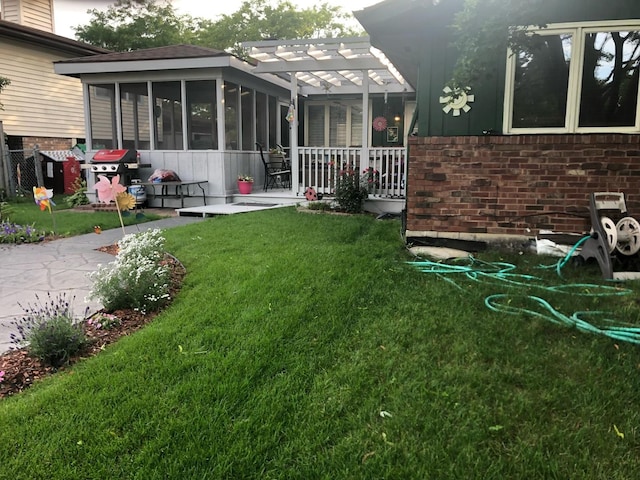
xmin=0 ymin=371 xmax=4 ymax=383
xmin=94 ymin=175 xmax=126 ymax=203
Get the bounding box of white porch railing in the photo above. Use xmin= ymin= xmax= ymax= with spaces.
xmin=297 ymin=147 xmax=406 ymax=198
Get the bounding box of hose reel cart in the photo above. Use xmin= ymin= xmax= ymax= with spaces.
xmin=577 ymin=192 xmax=640 ymax=280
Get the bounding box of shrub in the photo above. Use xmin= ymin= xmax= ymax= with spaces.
xmin=334 ymin=169 xmax=369 ymax=213
xmin=88 ymin=229 xmax=171 ymax=313
xmin=0 ymin=201 xmax=13 ymax=221
xmin=306 ymin=201 xmax=332 ymax=211
xmin=10 ymin=293 xmax=88 ymax=367
xmin=65 ymin=178 xmax=90 ymax=208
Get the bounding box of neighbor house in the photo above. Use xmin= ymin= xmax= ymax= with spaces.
xmin=356 ymin=0 xmax=640 ymax=245
xmin=0 ymin=0 xmax=107 ymax=151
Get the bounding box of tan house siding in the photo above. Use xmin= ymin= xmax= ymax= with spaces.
xmin=1 ymin=0 xmax=54 ymax=32
xmin=0 ymin=38 xmax=85 ymax=139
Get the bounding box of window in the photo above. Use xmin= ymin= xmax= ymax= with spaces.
xmin=241 ymin=86 xmax=254 ymax=150
xmin=256 ymin=91 xmax=267 ymax=147
xmin=88 ymin=85 xmax=116 ymax=149
xmin=305 ymin=101 xmax=364 ymax=147
xmin=186 ymin=80 xmax=217 ymax=150
xmin=224 ymin=81 xmax=239 ymax=150
xmin=152 ymin=81 xmax=183 ymax=150
xmin=120 ymin=83 xmax=151 ymax=150
xmin=505 ymin=21 xmax=640 ymax=133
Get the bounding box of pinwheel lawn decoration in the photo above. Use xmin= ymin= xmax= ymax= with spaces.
xmin=33 ymin=186 xmax=57 ymax=233
xmin=94 ymin=174 xmax=137 ymax=235
xmin=33 ymin=186 xmax=55 ymax=212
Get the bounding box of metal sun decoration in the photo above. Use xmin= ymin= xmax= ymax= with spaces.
xmin=439 ymin=86 xmax=474 ymax=116
xmin=372 ymin=116 xmax=388 ymax=132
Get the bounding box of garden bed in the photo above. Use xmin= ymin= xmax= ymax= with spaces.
xmin=0 ymin=249 xmax=185 ymax=398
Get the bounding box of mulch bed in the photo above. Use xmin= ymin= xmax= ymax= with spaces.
xmin=0 ymin=246 xmax=186 ymax=399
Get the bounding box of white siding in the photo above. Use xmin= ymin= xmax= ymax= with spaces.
xmin=0 ymin=39 xmax=85 ymax=138
xmin=1 ymin=0 xmax=54 ymax=32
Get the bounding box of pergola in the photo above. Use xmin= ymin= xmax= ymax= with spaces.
xmin=242 ymin=36 xmax=415 ymax=169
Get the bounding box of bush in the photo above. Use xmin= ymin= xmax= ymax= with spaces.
xmin=334 ymin=169 xmax=369 ymax=213
xmin=88 ymin=229 xmax=171 ymax=313
xmin=65 ymin=178 xmax=90 ymax=208
xmin=10 ymin=293 xmax=88 ymax=367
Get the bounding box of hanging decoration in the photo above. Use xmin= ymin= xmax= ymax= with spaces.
xmin=439 ymin=86 xmax=474 ymax=116
xmin=372 ymin=116 xmax=388 ymax=132
xmin=286 ymin=101 xmax=295 ymax=123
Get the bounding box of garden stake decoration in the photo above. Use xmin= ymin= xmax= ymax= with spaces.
xmin=33 ymin=186 xmax=57 ymax=234
xmin=94 ymin=174 xmax=136 ymax=235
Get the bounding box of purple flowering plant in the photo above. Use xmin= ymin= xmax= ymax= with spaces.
xmin=0 ymin=221 xmax=44 ymax=244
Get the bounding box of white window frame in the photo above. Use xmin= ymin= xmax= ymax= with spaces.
xmin=304 ymin=100 xmax=369 ymax=147
xmin=504 ymin=20 xmax=640 ymax=134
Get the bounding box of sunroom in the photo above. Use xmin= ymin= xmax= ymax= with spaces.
xmin=53 ymin=38 xmax=414 ymax=211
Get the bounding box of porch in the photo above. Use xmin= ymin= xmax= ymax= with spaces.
xmin=132 ymin=145 xmax=407 ymax=214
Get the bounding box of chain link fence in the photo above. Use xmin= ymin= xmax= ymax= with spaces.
xmin=0 ymin=145 xmax=43 ymax=200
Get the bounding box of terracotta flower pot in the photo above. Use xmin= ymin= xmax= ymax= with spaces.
xmin=238 ymin=180 xmax=253 ymax=194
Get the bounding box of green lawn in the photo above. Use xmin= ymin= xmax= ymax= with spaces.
xmin=1 ymin=207 xmax=639 ymax=479
xmin=2 ymin=195 xmax=164 ymax=237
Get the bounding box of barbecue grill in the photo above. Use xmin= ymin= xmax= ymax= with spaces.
xmin=90 ymin=149 xmax=139 ymax=183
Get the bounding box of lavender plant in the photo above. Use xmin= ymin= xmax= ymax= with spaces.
xmin=88 ymin=229 xmax=171 ymax=313
xmin=10 ymin=293 xmax=88 ymax=367
xmin=0 ymin=222 xmax=44 ymax=244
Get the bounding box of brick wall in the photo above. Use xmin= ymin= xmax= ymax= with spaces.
xmin=22 ymin=137 xmax=75 ymax=151
xmin=407 ymin=134 xmax=640 ymax=237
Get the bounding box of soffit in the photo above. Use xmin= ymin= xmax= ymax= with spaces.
xmin=242 ymin=36 xmax=414 ymax=96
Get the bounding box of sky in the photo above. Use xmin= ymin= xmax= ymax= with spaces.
xmin=52 ymin=0 xmax=380 ymax=39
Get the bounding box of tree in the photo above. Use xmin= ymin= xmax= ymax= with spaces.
xmin=197 ymin=0 xmax=361 ymax=57
xmin=448 ymin=0 xmax=547 ymax=89
xmin=74 ymin=0 xmax=362 ymax=54
xmin=448 ymin=0 xmax=640 ymax=124
xmin=74 ymin=0 xmax=204 ymax=51
xmin=0 ymin=77 xmax=10 ymax=110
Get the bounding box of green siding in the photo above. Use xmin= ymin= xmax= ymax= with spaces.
xmin=410 ymin=0 xmax=640 ymax=137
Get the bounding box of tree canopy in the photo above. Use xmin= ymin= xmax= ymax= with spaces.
xmin=74 ymin=0 xmax=362 ymax=54
xmin=449 ymin=0 xmax=547 ymax=89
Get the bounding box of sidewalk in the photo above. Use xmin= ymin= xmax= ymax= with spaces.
xmin=0 ymin=215 xmax=204 ymax=354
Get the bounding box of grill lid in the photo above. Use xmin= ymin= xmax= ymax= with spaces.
xmin=91 ymin=149 xmax=137 ymax=163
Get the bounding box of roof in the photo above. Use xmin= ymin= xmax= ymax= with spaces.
xmin=242 ymin=36 xmax=414 ymax=96
xmin=54 ymin=44 xmax=250 ymax=77
xmin=0 ymin=19 xmax=109 ymax=56
xmin=55 ymin=44 xmax=229 ymax=64
xmin=354 ymin=0 xmax=459 ymax=87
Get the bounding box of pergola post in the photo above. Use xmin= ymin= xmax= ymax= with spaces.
xmin=289 ymin=74 xmax=299 ymax=195
xmin=361 ymin=70 xmax=370 ymax=171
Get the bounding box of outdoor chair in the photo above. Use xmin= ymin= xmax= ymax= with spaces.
xmin=256 ymin=143 xmax=291 ymax=191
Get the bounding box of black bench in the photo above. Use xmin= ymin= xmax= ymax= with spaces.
xmin=140 ymin=180 xmax=207 ymax=208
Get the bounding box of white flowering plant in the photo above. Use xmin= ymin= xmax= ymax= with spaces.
xmin=88 ymin=229 xmax=171 ymax=313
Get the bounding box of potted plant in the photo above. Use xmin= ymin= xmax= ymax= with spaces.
xmin=269 ymin=146 xmax=285 ymax=161
xmin=237 ymin=175 xmax=254 ymax=194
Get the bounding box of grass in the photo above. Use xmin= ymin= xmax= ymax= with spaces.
xmin=1 ymin=207 xmax=640 ymax=478
xmin=2 ymin=195 xmax=163 ymax=238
